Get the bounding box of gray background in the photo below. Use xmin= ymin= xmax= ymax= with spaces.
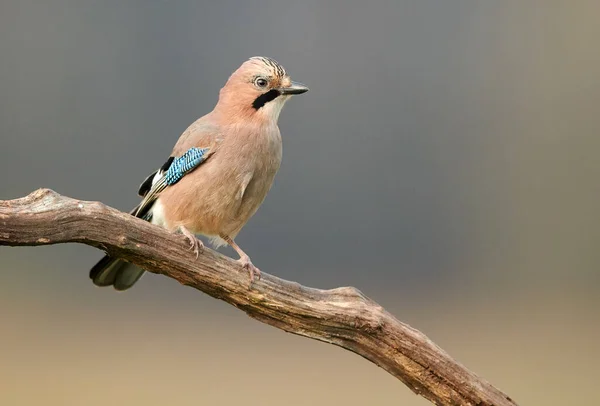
xmin=1 ymin=1 xmax=599 ymax=405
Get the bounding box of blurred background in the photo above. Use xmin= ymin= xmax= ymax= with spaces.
xmin=1 ymin=1 xmax=599 ymax=404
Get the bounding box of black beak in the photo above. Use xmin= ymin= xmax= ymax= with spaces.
xmin=278 ymin=81 xmax=309 ymax=95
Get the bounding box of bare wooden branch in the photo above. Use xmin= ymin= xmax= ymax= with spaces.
xmin=0 ymin=189 xmax=517 ymax=406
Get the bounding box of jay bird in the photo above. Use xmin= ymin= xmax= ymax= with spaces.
xmin=90 ymin=56 xmax=308 ymax=290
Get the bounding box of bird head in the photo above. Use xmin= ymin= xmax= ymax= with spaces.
xmin=215 ymin=56 xmax=308 ymax=123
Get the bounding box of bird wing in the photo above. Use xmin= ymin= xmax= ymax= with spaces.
xmin=134 ymin=122 xmax=221 ymax=219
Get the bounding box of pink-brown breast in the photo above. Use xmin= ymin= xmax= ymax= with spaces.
xmin=154 ymin=121 xmax=282 ymax=240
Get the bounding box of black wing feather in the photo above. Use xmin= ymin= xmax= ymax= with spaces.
xmin=138 ymin=156 xmax=174 ymax=197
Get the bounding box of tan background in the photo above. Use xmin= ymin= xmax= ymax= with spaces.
xmin=1 ymin=1 xmax=599 ymax=404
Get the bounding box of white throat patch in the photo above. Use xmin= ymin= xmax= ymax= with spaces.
xmin=260 ymin=95 xmax=290 ymax=122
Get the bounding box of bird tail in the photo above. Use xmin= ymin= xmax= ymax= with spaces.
xmin=89 ymin=202 xmax=150 ymax=291
xmin=90 ymin=255 xmax=145 ymax=291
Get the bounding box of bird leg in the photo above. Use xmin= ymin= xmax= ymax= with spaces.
xmin=177 ymin=225 xmax=203 ymax=258
xmin=222 ymin=235 xmax=261 ymax=283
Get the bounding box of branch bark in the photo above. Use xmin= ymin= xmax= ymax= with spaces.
xmin=0 ymin=189 xmax=517 ymax=406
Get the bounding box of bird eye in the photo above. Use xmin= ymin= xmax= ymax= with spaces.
xmin=254 ymin=77 xmax=269 ymax=88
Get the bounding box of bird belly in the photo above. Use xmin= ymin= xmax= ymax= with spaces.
xmin=153 ymin=170 xmax=275 ymax=244
xmin=154 ymin=181 xmax=234 ymax=238
xmin=224 ymin=170 xmax=275 ymax=236
xmin=153 ymin=129 xmax=281 ymax=245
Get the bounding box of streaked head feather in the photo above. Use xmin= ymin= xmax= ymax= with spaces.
xmin=213 ymin=57 xmax=296 ymax=123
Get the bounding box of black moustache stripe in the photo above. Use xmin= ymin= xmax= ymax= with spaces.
xmin=252 ymin=89 xmax=281 ymax=110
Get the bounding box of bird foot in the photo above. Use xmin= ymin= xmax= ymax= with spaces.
xmin=238 ymin=256 xmax=261 ymax=284
xmin=178 ymin=226 xmax=203 ymax=258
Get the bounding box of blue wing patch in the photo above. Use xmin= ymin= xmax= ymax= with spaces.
xmin=164 ymin=147 xmax=210 ymax=186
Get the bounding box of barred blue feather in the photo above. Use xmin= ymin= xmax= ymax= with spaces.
xmin=165 ymin=147 xmax=210 ymax=186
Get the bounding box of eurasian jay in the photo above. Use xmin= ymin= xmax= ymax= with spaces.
xmin=90 ymin=56 xmax=308 ymax=290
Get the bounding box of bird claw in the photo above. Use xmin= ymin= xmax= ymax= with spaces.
xmin=179 ymin=226 xmax=203 ymax=259
xmin=238 ymin=256 xmax=261 ymax=284
xmin=187 ymin=237 xmax=203 ymax=259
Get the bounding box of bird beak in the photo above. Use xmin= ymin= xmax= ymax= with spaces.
xmin=278 ymin=81 xmax=309 ymax=95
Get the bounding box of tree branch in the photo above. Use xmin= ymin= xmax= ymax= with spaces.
xmin=0 ymin=189 xmax=517 ymax=406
